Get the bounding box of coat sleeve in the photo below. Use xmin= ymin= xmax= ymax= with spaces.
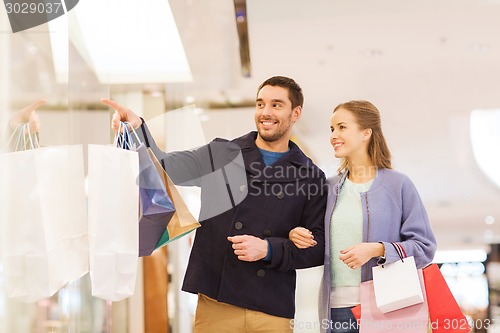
xmin=381 ymin=176 xmax=437 ymax=269
xmin=264 ymin=173 xmax=327 ymax=272
xmin=136 ymin=120 xmax=212 ymax=186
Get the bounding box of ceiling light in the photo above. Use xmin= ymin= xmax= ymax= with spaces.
xmin=198 ymin=114 xmax=210 ymax=122
xmin=485 ymin=216 xmax=495 ymax=225
xmin=69 ymin=0 xmax=192 ymax=84
xmin=362 ymin=49 xmax=383 ymax=57
xmin=185 ymin=96 xmax=196 ymax=104
xmin=48 ymin=15 xmax=69 ymax=83
xmin=471 ymin=43 xmax=490 ymax=53
xmin=470 ymin=109 xmax=500 ymax=189
xmin=484 ymin=230 xmax=494 ymax=243
xmin=433 ymin=249 xmax=487 ymax=263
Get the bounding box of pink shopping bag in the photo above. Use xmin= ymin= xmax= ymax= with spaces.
xmin=359 ymin=270 xmax=428 ymax=333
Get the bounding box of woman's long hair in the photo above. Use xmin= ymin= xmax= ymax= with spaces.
xmin=334 ymin=100 xmax=392 ymax=174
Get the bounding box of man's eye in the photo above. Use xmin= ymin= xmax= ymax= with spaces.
xmin=273 ymin=104 xmax=281 ymax=108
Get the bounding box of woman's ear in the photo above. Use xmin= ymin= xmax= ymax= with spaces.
xmin=363 ymin=128 xmax=373 ymax=141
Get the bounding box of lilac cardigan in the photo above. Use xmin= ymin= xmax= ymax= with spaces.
xmin=318 ymin=168 xmax=436 ymax=333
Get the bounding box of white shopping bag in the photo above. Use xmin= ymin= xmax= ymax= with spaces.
xmin=0 ymin=145 xmax=88 ymax=302
xmin=372 ymin=243 xmax=424 ymax=313
xmin=87 ymin=144 xmax=139 ymax=301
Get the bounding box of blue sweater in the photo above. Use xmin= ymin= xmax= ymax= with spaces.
xmin=319 ymin=168 xmax=437 ymax=333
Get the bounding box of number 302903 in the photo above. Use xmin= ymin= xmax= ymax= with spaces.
xmin=5 ymin=2 xmax=63 ymax=14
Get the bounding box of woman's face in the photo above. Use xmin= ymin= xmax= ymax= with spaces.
xmin=329 ymin=107 xmax=371 ymax=159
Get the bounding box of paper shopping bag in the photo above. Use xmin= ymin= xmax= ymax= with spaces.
xmin=351 ymin=304 xmax=361 ymax=320
xmin=0 ymin=145 xmax=88 ymax=302
xmin=135 ymin=144 xmax=175 ymax=256
xmin=372 ymin=243 xmax=423 ymax=313
xmin=145 ymin=149 xmax=200 ymax=248
xmin=359 ymin=270 xmax=428 ymax=333
xmin=423 ymin=264 xmax=470 ymax=333
xmin=87 ymin=144 xmax=139 ymax=301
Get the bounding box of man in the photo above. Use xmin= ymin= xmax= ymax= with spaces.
xmin=102 ymin=76 xmax=326 ymax=332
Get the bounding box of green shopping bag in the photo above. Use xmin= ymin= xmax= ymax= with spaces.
xmin=146 ymin=148 xmax=201 ymax=249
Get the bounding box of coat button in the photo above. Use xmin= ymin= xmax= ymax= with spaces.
xmin=276 ymin=191 xmax=285 ymax=199
xmin=239 ymin=184 xmax=247 ymax=192
xmin=257 ymin=269 xmax=266 ymax=277
xmin=235 ymin=222 xmax=243 ymax=230
xmin=263 ymin=229 xmax=272 ymax=237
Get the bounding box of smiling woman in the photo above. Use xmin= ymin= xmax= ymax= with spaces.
xmin=289 ymin=100 xmax=436 ymax=333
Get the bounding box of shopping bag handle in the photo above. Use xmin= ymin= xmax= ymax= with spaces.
xmin=23 ymin=123 xmax=38 ymax=150
xmin=114 ymin=122 xmax=142 ymax=150
xmin=124 ymin=122 xmax=142 ymax=145
xmin=117 ymin=122 xmax=129 ymax=149
xmin=391 ymin=242 xmax=408 ymax=261
xmin=5 ymin=123 xmax=39 ymax=152
xmin=6 ymin=124 xmax=24 ymax=151
xmin=114 ymin=122 xmax=133 ymax=149
xmin=139 ymin=119 xmax=151 ymax=148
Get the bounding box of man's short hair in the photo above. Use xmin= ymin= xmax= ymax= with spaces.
xmin=257 ymin=76 xmax=304 ymax=109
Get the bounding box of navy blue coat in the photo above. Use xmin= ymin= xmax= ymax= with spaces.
xmin=139 ymin=124 xmax=326 ymax=319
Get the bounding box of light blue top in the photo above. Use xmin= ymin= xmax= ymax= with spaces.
xmin=330 ymin=178 xmax=373 ymax=286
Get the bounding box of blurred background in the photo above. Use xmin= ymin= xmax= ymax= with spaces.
xmin=1 ymin=0 xmax=500 ymax=332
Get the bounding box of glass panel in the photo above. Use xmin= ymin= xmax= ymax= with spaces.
xmin=0 ymin=5 xmax=114 ymax=332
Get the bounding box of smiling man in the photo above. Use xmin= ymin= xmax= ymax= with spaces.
xmin=103 ymin=76 xmax=327 ymax=333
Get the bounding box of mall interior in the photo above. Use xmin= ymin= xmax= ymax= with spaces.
xmin=1 ymin=0 xmax=500 ymax=332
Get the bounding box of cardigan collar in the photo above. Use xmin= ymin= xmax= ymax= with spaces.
xmin=336 ymin=167 xmax=388 ymax=193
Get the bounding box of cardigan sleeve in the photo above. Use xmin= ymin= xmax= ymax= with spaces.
xmin=381 ymin=176 xmax=437 ymax=269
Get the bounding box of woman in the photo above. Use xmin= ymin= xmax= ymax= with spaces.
xmin=289 ymin=100 xmax=436 ymax=333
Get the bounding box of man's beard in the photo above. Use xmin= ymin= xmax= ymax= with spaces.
xmin=256 ymin=115 xmax=292 ymax=143
xmin=258 ymin=126 xmax=285 ymax=142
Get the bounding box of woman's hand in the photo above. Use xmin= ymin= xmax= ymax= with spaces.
xmin=289 ymin=227 xmax=317 ymax=249
xmin=339 ymin=242 xmax=384 ymax=269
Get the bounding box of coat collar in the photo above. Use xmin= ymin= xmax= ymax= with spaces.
xmin=232 ymin=131 xmax=318 ymax=181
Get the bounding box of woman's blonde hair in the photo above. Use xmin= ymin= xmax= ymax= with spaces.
xmin=334 ymin=100 xmax=392 ymax=174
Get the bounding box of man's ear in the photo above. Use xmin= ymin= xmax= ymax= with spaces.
xmin=292 ymin=106 xmax=302 ymax=122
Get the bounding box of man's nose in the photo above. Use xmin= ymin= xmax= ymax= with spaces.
xmin=261 ymin=105 xmax=273 ymax=116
